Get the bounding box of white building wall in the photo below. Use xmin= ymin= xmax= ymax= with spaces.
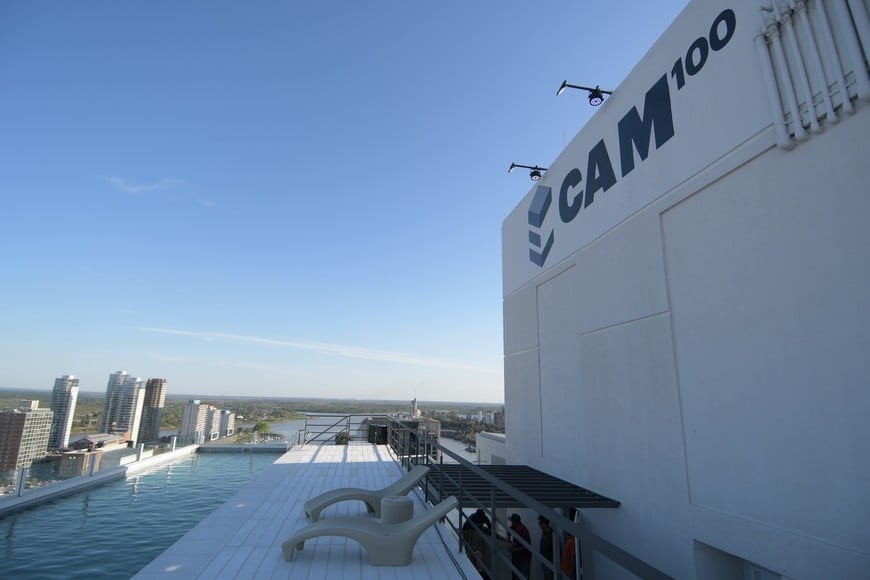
xmin=502 ymin=1 xmax=870 ymax=578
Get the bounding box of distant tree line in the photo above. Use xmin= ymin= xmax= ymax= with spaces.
xmin=0 ymin=389 xmax=503 ymax=437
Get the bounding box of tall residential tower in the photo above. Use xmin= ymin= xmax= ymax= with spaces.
xmin=100 ymin=371 xmax=145 ymax=445
xmin=48 ymin=374 xmax=79 ymax=449
xmin=179 ymin=400 xmax=209 ymax=445
xmin=137 ymin=378 xmax=167 ymax=444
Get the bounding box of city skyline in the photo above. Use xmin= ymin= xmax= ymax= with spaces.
xmin=0 ymin=380 xmax=501 ymax=406
xmin=0 ymin=1 xmax=690 ymax=403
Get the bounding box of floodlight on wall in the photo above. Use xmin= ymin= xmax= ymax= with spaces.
xmin=556 ymin=81 xmax=613 ymax=106
xmin=508 ymin=162 xmax=548 ymax=181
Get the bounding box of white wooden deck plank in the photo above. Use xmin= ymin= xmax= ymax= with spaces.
xmin=211 ymin=545 xmax=252 ymax=580
xmin=134 ymin=442 xmax=478 ymax=579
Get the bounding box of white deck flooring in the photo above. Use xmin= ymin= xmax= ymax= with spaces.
xmin=134 ymin=442 xmax=478 ymax=579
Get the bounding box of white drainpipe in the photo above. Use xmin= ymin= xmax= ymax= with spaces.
xmin=756 ymin=23 xmax=795 ymax=149
xmin=793 ymin=0 xmax=838 ymax=123
xmin=766 ymin=6 xmax=810 ymax=140
xmin=815 ymin=0 xmax=855 ymax=114
xmin=781 ymin=2 xmax=823 ymax=132
xmin=830 ymin=0 xmax=870 ymax=101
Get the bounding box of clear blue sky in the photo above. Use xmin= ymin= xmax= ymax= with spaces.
xmin=0 ymin=1 xmax=688 ymax=403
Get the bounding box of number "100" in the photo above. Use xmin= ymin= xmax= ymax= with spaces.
xmin=671 ymin=9 xmax=737 ymax=90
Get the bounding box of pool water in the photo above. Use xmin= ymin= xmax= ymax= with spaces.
xmin=0 ymin=452 xmax=278 ymax=579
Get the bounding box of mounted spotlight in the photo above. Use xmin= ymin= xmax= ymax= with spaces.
xmin=556 ymin=80 xmax=613 ymax=106
xmin=508 ymin=162 xmax=548 ymax=181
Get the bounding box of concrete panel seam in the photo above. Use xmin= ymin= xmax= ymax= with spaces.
xmin=576 ymin=309 xmax=671 ymax=338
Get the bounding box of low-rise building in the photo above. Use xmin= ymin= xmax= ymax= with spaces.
xmin=58 ymin=449 xmax=103 ymax=478
xmin=70 ymin=433 xmax=126 ymax=451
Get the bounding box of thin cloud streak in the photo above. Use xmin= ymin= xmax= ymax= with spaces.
xmin=102 ymin=176 xmax=184 ymax=194
xmin=138 ymin=327 xmax=496 ymax=373
xmin=144 ymin=351 xmax=296 ymax=373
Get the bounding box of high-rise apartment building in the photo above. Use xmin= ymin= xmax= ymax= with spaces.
xmin=218 ymin=410 xmax=235 ymax=437
xmin=48 ymin=375 xmax=79 ymax=449
xmin=179 ymin=400 xmax=209 ymax=445
xmin=0 ymin=400 xmax=53 ymax=471
xmin=100 ymin=370 xmax=127 ymax=433
xmin=137 ymin=378 xmax=168 ymax=444
xmin=100 ymin=371 xmax=145 ymax=445
xmin=204 ymin=406 xmax=221 ymax=441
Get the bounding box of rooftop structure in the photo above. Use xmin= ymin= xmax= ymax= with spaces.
xmin=501 ymin=0 xmax=869 ymax=578
xmin=58 ymin=448 xmax=103 ymax=478
xmin=70 ymin=433 xmax=127 ymax=451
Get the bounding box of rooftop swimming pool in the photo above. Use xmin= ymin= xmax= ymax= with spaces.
xmin=0 ymin=452 xmax=279 ymax=579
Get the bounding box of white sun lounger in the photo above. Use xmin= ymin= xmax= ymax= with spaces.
xmin=303 ymin=464 xmax=430 ymax=521
xmin=283 ymin=495 xmax=458 ymax=566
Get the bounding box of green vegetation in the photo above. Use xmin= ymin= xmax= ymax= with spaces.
xmin=0 ymin=388 xmax=503 ymax=439
xmin=0 ymin=389 xmax=105 ymax=434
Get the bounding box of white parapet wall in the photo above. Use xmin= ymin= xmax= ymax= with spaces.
xmin=475 ymin=432 xmax=506 ymax=466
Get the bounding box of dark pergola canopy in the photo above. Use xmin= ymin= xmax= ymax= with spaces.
xmin=426 ymin=463 xmax=620 ymax=509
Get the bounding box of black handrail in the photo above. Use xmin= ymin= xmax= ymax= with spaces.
xmin=302 ymin=413 xmax=378 ymax=444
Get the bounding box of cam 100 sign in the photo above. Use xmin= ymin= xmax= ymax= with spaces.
xmin=527 ymin=9 xmax=737 ymax=269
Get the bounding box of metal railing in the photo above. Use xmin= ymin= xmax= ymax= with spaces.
xmin=383 ymin=418 xmax=673 ymax=580
xmin=297 ymin=414 xmax=672 ymax=579
xmin=302 ymin=413 xmax=390 ymax=445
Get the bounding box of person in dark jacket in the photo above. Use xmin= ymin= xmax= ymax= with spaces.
xmin=463 ymin=508 xmax=492 ymax=535
xmin=538 ymin=515 xmax=555 ymax=580
xmin=508 ymin=513 xmax=532 ymax=579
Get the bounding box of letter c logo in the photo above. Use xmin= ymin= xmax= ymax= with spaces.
xmin=559 ymin=168 xmax=584 ymax=223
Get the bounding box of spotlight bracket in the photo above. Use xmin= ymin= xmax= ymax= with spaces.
xmin=556 ymin=81 xmax=613 ymax=106
xmin=508 ymin=162 xmax=548 ymax=181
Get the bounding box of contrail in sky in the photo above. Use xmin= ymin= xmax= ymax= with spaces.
xmin=137 ymin=327 xmax=495 ymax=373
